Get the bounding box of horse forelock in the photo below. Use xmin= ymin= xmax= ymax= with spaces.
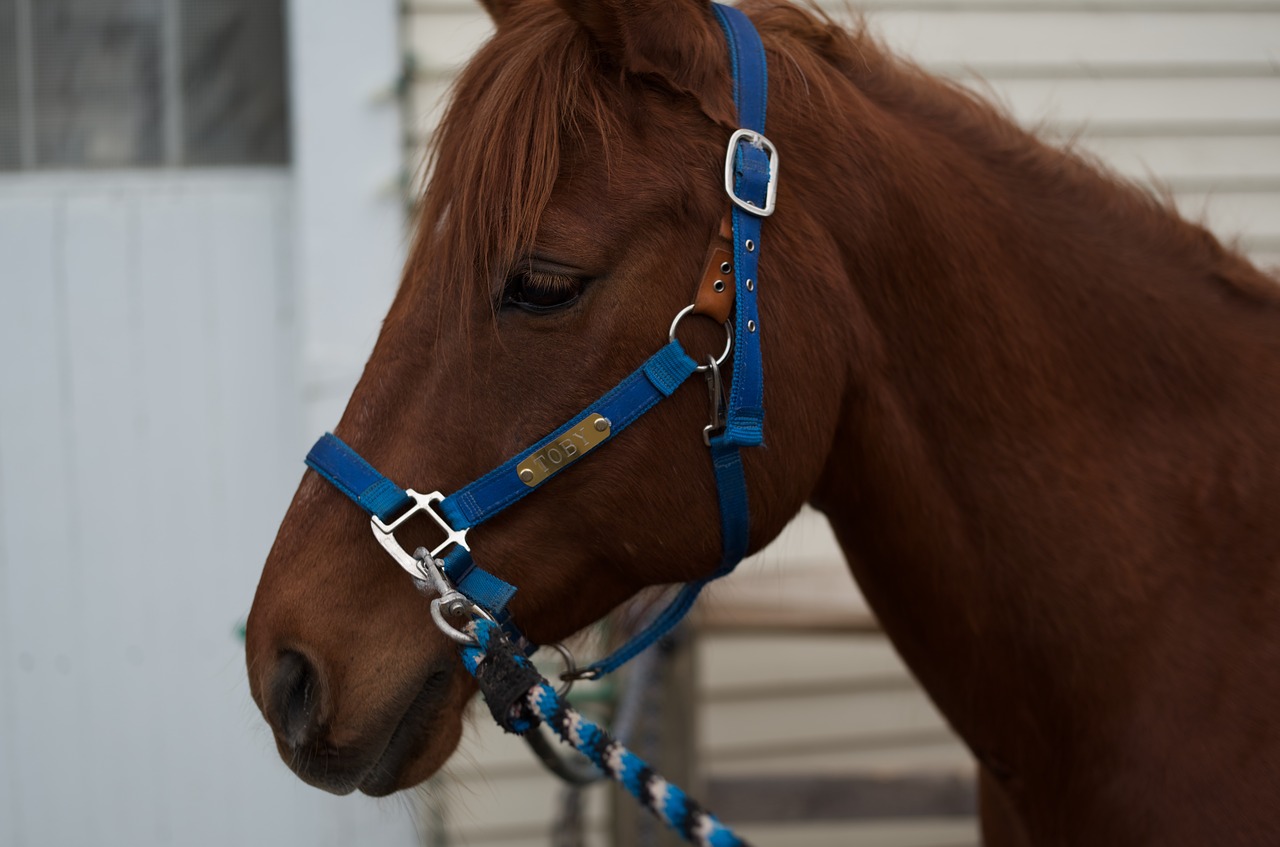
xmin=397 ymin=0 xmax=870 ymax=336
xmin=403 ymin=5 xmax=624 ymax=335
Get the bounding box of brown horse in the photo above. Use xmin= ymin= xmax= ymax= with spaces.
xmin=245 ymin=0 xmax=1280 ymax=842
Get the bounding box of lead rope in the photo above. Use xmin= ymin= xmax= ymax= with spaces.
xmin=458 ymin=617 xmax=749 ymax=847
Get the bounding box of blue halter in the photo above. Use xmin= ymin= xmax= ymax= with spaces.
xmin=304 ymin=2 xmax=776 ymax=677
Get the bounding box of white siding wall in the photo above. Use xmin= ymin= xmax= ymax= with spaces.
xmin=402 ymin=2 xmax=1279 ymax=846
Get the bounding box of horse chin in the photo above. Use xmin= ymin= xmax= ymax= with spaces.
xmin=275 ymin=660 xmax=474 ymax=798
xmin=355 ymin=669 xmax=472 ymax=797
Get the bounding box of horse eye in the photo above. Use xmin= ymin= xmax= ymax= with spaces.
xmin=502 ymin=269 xmax=584 ymax=314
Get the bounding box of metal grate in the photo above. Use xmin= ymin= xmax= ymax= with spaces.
xmin=33 ymin=0 xmax=165 ymax=168
xmin=0 ymin=0 xmax=287 ymax=170
xmin=0 ymin=1 xmax=17 ymax=169
xmin=180 ymin=0 xmax=288 ymax=165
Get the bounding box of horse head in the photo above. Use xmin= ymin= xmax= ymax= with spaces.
xmin=246 ymin=0 xmax=847 ymax=796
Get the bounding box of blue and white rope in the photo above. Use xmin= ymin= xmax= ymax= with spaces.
xmin=460 ymin=619 xmax=749 ymax=847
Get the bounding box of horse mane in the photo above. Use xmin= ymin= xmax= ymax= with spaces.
xmin=752 ymin=0 xmax=1278 ymax=303
xmin=403 ymin=0 xmax=1279 ymax=332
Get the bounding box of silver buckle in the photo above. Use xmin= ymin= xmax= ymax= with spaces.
xmin=370 ymin=489 xmax=469 ymax=580
xmin=723 ymin=128 xmax=778 ymax=217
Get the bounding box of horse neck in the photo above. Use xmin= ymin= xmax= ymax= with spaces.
xmin=800 ymin=42 xmax=1280 ymax=776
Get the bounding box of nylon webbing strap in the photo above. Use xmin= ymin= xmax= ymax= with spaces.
xmin=582 ymin=3 xmax=769 ymax=676
xmin=303 ymin=340 xmax=700 ymax=632
xmin=713 ymin=2 xmax=769 ymax=447
xmin=306 ymin=435 xmax=414 ymax=523
xmin=305 ymin=435 xmax=522 ymax=630
xmin=440 ymin=341 xmax=699 ymax=530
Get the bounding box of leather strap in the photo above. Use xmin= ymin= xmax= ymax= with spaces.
xmin=692 ymin=214 xmax=736 ymax=324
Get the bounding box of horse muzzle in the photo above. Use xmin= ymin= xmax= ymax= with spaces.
xmin=251 ymin=636 xmax=468 ymax=796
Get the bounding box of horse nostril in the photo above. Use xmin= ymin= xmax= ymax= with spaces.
xmin=272 ymin=650 xmax=325 ymax=750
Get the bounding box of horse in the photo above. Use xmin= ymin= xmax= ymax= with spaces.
xmin=245 ymin=0 xmax=1280 ymax=843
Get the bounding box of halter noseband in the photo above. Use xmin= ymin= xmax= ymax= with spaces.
xmin=303 ymin=2 xmax=777 ymax=679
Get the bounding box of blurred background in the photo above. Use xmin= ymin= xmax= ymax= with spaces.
xmin=0 ymin=1 xmax=1275 ymax=846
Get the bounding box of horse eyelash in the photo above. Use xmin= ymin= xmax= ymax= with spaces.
xmin=520 ymin=270 xmax=580 ymax=295
xmin=501 ymin=268 xmax=586 ymax=313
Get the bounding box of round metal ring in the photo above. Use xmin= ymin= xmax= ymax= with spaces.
xmin=541 ymin=642 xmax=578 ymax=698
xmin=667 ymin=304 xmax=733 ymax=372
xmin=430 ymin=597 xmax=496 ymax=646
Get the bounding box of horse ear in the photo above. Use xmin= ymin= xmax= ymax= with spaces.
xmin=554 ymin=0 xmax=736 ymax=126
xmin=477 ymin=0 xmax=522 ymax=27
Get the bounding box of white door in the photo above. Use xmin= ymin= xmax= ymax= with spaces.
xmin=0 ymin=1 xmax=415 ymax=845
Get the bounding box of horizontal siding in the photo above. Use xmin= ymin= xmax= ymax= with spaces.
xmin=406 ymin=0 xmax=1280 ymax=12
xmin=407 ymin=10 xmax=1280 ymax=73
xmin=403 ymin=2 xmax=1277 ymax=845
xmin=403 ymin=3 xmax=1280 ymax=264
xmin=870 ymin=12 xmax=1279 ymax=68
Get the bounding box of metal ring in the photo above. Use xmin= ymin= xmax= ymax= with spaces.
xmin=668 ymin=304 xmax=733 ymax=372
xmin=430 ymin=597 xmax=496 ymax=645
xmin=542 ymin=642 xmax=578 ymax=698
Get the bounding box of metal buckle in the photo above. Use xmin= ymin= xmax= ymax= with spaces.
xmin=370 ymin=489 xmax=469 ymax=580
xmin=723 ymin=128 xmax=778 ymax=217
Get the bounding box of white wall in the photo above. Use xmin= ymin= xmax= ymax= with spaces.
xmin=287 ymin=0 xmax=410 ymax=439
xmin=0 ymin=171 xmax=331 ymax=847
xmin=0 ymin=2 xmax=420 ymax=846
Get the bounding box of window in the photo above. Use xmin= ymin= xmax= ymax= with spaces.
xmin=0 ymin=0 xmax=289 ymax=170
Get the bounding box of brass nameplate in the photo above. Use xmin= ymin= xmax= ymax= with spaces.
xmin=516 ymin=413 xmax=611 ymax=487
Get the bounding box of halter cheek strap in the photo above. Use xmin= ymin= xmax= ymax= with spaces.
xmin=306 ymin=340 xmax=699 ymax=648
xmin=714 ymin=2 xmax=772 ymax=448
xmin=303 ymin=1 xmax=774 ymax=673
xmin=439 ymin=341 xmax=698 ymax=529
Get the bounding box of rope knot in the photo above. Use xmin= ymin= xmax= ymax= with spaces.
xmin=465 ymin=619 xmax=542 ymax=734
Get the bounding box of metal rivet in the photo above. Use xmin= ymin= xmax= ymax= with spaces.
xmin=720 ymin=261 xmax=732 ymax=274
xmin=594 ymin=417 xmax=610 ymax=432
xmin=713 ymin=279 xmax=725 ymax=292
xmin=745 ymin=278 xmax=755 ymax=291
xmin=747 ymin=320 xmax=757 ymax=333
xmin=745 ymin=239 xmax=755 ymax=252
xmin=519 ymin=468 xmax=534 ymax=483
